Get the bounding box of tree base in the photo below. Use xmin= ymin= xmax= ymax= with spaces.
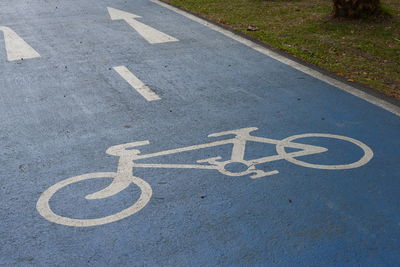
xmin=333 ymin=0 xmax=382 ymax=19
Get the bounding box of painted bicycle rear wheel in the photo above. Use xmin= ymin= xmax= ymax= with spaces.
xmin=276 ymin=133 xmax=373 ymax=170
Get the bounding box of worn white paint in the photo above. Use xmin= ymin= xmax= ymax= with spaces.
xmin=113 ymin=66 xmax=161 ymax=101
xmin=107 ymin=7 xmax=178 ymax=44
xmin=0 ymin=26 xmax=40 ymax=61
xmin=37 ymin=127 xmax=373 ymax=227
xmin=151 ymin=0 xmax=400 ymax=117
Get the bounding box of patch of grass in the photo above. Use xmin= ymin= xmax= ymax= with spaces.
xmin=164 ymin=0 xmax=400 ymax=99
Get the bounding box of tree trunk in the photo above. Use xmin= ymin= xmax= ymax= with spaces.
xmin=333 ymin=0 xmax=381 ymax=18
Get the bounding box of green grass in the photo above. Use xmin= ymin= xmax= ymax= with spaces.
xmin=164 ymin=0 xmax=400 ymax=99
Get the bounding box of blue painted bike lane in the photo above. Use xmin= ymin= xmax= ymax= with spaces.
xmin=0 ymin=0 xmax=399 ymax=265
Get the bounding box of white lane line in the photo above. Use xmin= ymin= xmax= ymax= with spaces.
xmin=151 ymin=0 xmax=400 ymax=117
xmin=0 ymin=26 xmax=40 ymax=61
xmin=108 ymin=7 xmax=178 ymax=44
xmin=113 ymin=66 xmax=161 ymax=101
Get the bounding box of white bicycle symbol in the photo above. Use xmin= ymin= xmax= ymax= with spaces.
xmin=37 ymin=127 xmax=373 ymax=227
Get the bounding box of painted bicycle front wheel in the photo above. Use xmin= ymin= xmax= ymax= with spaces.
xmin=36 ymin=172 xmax=152 ymax=227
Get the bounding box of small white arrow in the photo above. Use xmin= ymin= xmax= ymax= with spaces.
xmin=0 ymin=26 xmax=40 ymax=61
xmin=107 ymin=7 xmax=178 ymax=44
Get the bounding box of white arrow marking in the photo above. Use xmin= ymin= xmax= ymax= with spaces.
xmin=0 ymin=26 xmax=40 ymax=61
xmin=113 ymin=66 xmax=161 ymax=101
xmin=107 ymin=7 xmax=178 ymax=44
